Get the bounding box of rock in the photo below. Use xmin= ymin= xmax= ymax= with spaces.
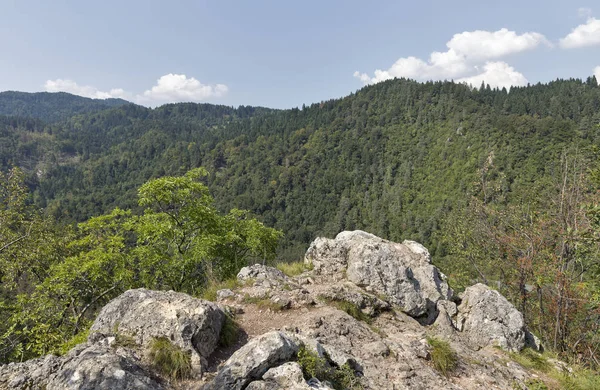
xmin=217 ymin=289 xmax=236 ymax=301
xmin=305 ymin=231 xmax=453 ymax=322
xmin=0 ymin=354 xmax=61 ymax=390
xmin=89 ymin=288 xmax=225 ymax=375
xmin=46 ymin=343 xmax=164 ymax=390
xmin=237 ymin=264 xmax=291 ymax=288
xmin=456 ymin=283 xmax=526 ymax=351
xmin=204 ymin=331 xmax=299 ymax=390
xmin=433 ymin=300 xmax=458 ymax=337
xmin=525 ymin=330 xmax=544 ymax=352
xmin=319 ymin=282 xmax=391 ymax=316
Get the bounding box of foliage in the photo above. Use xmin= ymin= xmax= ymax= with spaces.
xmin=0 ymin=169 xmax=282 ymax=363
xmin=148 ymin=337 xmax=192 ymax=381
xmin=426 ymin=336 xmax=458 ymax=377
xmin=276 ymin=260 xmax=312 ymax=276
xmin=297 ymin=345 xmax=363 ymax=389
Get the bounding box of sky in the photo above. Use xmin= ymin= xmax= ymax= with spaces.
xmin=0 ymin=0 xmax=599 ymax=109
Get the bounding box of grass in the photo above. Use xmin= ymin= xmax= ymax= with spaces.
xmin=218 ymin=313 xmax=240 ymax=348
xmin=319 ymin=295 xmax=372 ymax=324
xmin=510 ymin=348 xmax=552 ymax=373
xmin=148 ymin=337 xmax=193 ymax=381
xmin=201 ymin=277 xmax=241 ymax=301
xmin=426 ymin=336 xmax=458 ymax=377
xmin=276 ymin=260 xmax=313 ymax=277
xmin=297 ymin=345 xmax=363 ymax=390
xmin=551 ymin=368 xmax=600 ymax=390
xmin=242 ymin=294 xmax=286 ymax=311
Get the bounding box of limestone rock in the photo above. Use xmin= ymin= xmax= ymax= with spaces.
xmin=457 ymin=283 xmax=526 ymax=351
xmin=237 ymin=264 xmax=291 ymax=288
xmin=89 ymin=288 xmax=225 ymax=375
xmin=203 ymin=331 xmax=299 ymax=390
xmin=46 ymin=343 xmax=164 ymax=390
xmin=0 ymin=354 xmax=61 ymax=390
xmin=305 ymin=231 xmax=452 ymax=321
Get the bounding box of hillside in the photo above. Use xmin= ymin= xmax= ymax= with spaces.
xmin=2 ymin=78 xmax=600 ymax=260
xmin=0 ymin=91 xmax=129 ymax=122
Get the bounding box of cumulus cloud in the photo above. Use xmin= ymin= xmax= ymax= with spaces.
xmin=135 ymin=73 xmax=228 ymax=106
xmin=44 ymin=73 xmax=228 ymax=106
xmin=354 ymin=28 xmax=547 ymax=89
xmin=457 ymin=62 xmax=528 ymax=89
xmin=594 ymin=66 xmax=600 ymax=81
xmin=559 ymin=17 xmax=600 ymax=48
xmin=44 ymin=79 xmax=128 ymax=99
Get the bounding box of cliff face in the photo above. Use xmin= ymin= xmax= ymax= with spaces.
xmin=0 ymin=231 xmax=556 ymax=390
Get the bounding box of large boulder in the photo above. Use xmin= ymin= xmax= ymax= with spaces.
xmin=456 ymin=283 xmax=526 ymax=352
xmin=0 ymin=354 xmax=61 ymax=390
xmin=204 ymin=331 xmax=299 ymax=390
xmin=245 ymin=362 xmax=334 ymax=390
xmin=89 ymin=288 xmax=225 ymax=375
xmin=305 ymin=231 xmax=452 ymax=321
xmin=46 ymin=343 xmax=164 ymax=390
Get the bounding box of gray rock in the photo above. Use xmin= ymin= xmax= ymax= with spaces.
xmin=46 ymin=343 xmax=164 ymax=390
xmin=456 ymin=283 xmax=526 ymax=351
xmin=237 ymin=264 xmax=291 ymax=288
xmin=0 ymin=354 xmax=61 ymax=390
xmin=89 ymin=288 xmax=225 ymax=375
xmin=305 ymin=231 xmax=452 ymax=321
xmin=525 ymin=330 xmax=544 ymax=352
xmin=217 ymin=288 xmax=236 ymax=301
xmin=204 ymin=331 xmax=299 ymax=390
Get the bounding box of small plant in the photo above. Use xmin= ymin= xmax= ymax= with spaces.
xmin=218 ymin=314 xmax=239 ymax=348
xmin=525 ymin=379 xmax=549 ymax=390
xmin=113 ymin=332 xmax=137 ymax=349
xmin=201 ymin=277 xmax=241 ymax=301
xmin=276 ymin=261 xmax=312 ymax=276
xmin=427 ymin=336 xmax=458 ymax=377
xmin=297 ymin=346 xmax=363 ymax=390
xmin=148 ymin=337 xmax=192 ymax=381
xmin=255 ymin=298 xmax=286 ymax=311
xmin=509 ymin=348 xmax=551 ymax=373
xmin=319 ymin=296 xmax=372 ymax=324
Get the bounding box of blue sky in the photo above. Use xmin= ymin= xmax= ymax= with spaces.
xmin=0 ymin=0 xmax=599 ymax=108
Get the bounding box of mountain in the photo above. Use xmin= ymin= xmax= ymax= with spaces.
xmin=3 ymin=78 xmax=599 ymax=260
xmin=0 ymin=91 xmax=130 ymax=122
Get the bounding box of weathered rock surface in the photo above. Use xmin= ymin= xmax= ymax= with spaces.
xmin=46 ymin=343 xmax=164 ymax=390
xmin=203 ymin=331 xmax=299 ymax=390
xmin=245 ymin=362 xmax=334 ymax=390
xmin=89 ymin=288 xmax=225 ymax=374
xmin=456 ymin=283 xmax=526 ymax=352
xmin=0 ymin=354 xmax=61 ymax=390
xmin=305 ymin=230 xmax=452 ymax=321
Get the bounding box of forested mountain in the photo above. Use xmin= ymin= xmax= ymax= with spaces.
xmin=3 ymin=78 xmax=600 ymax=258
xmin=0 ymin=91 xmax=129 ymax=122
xmin=2 ymin=77 xmax=600 ymax=370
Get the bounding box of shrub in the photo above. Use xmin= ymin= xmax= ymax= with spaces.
xmin=427 ymin=336 xmax=458 ymax=377
xmin=297 ymin=345 xmax=363 ymax=389
xmin=148 ymin=337 xmax=192 ymax=380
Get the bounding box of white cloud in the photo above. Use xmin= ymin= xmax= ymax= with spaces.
xmin=44 ymin=79 xmax=128 ymax=99
xmin=594 ymin=66 xmax=600 ymax=81
xmin=457 ymin=62 xmax=528 ymax=89
xmin=559 ymin=17 xmax=600 ymax=48
xmin=44 ymin=73 xmax=228 ymax=106
xmin=355 ymin=28 xmax=547 ymax=87
xmin=135 ymin=73 xmax=228 ymax=106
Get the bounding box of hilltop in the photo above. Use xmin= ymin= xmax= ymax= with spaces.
xmin=3 ymin=231 xmax=589 ymax=390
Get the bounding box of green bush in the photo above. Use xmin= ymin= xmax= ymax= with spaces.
xmin=297 ymin=345 xmax=363 ymax=389
xmin=148 ymin=337 xmax=192 ymax=380
xmin=427 ymin=336 xmax=458 ymax=377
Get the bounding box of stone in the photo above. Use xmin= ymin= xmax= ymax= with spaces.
xmin=456 ymin=283 xmax=526 ymax=352
xmin=203 ymin=331 xmax=299 ymax=390
xmin=305 ymin=231 xmax=453 ymax=322
xmin=217 ymin=288 xmax=236 ymax=301
xmin=46 ymin=343 xmax=164 ymax=390
xmin=88 ymin=288 xmax=225 ymax=375
xmin=0 ymin=354 xmax=61 ymax=390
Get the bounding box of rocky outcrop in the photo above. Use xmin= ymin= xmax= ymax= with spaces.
xmin=305 ymin=230 xmax=452 ymax=322
xmin=245 ymin=362 xmax=334 ymax=390
xmin=203 ymin=331 xmax=299 ymax=390
xmin=0 ymin=354 xmax=61 ymax=390
xmin=456 ymin=283 xmax=526 ymax=352
xmin=46 ymin=342 xmax=164 ymax=390
xmin=89 ymin=288 xmax=225 ymax=375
